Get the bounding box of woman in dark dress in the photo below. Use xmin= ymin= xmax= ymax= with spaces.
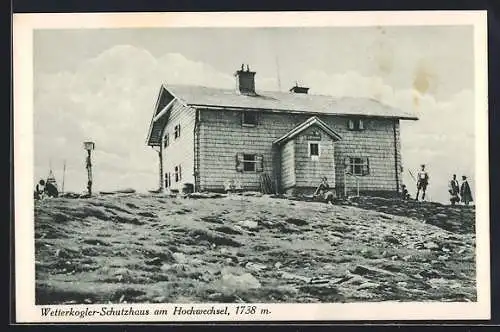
xmin=460 ymin=175 xmax=473 ymax=206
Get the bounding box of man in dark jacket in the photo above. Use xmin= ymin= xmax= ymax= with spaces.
xmin=449 ymin=174 xmax=460 ymax=205
xmin=460 ymin=175 xmax=473 ymax=206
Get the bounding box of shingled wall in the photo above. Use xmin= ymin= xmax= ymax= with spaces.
xmin=161 ymin=100 xmax=196 ymax=191
xmin=197 ymin=109 xmax=403 ymax=196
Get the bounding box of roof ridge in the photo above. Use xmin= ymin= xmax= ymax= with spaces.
xmin=161 ymin=84 xmax=418 ymax=120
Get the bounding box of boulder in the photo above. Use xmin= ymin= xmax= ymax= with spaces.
xmin=357 ymin=282 xmax=380 ymax=290
xmin=214 ymin=225 xmax=243 ymax=235
xmin=281 ymin=272 xmax=312 ymax=283
xmin=351 ymin=265 xmax=395 ymax=277
xmin=285 ymin=217 xmax=308 ymax=226
xmin=383 ymin=234 xmax=401 ymax=245
xmin=245 ymin=262 xmax=267 ymax=272
xmin=172 ymin=252 xmax=187 ymax=263
xmin=145 ymin=257 xmax=163 ymax=266
xmin=238 ymin=220 xmax=259 ymax=230
xmin=221 ymin=272 xmax=261 ymax=290
xmin=424 ymin=241 xmax=440 ymax=250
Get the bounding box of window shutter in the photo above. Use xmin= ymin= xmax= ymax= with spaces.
xmin=179 ymin=165 xmax=182 ymax=180
xmin=362 ymin=157 xmax=370 ymax=176
xmin=359 ymin=119 xmax=364 ymax=130
xmin=348 ymin=120 xmax=354 ymax=130
xmin=236 ymin=153 xmax=244 ymax=172
xmin=255 ymin=154 xmax=264 ymax=172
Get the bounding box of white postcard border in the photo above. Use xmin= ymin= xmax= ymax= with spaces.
xmin=13 ymin=10 xmax=490 ymax=323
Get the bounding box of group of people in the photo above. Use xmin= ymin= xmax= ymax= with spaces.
xmin=403 ymin=164 xmax=473 ymax=206
xmin=313 ymin=164 xmax=473 ymax=207
xmin=448 ymin=173 xmax=473 ymax=206
xmin=34 ymin=179 xmax=59 ymax=200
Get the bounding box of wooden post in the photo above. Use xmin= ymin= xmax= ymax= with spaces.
xmin=159 ymin=135 xmax=165 ymax=192
xmin=356 ymin=176 xmax=360 ymax=197
xmin=84 ymin=141 xmax=95 ymax=196
xmin=86 ymin=150 xmax=93 ymax=196
xmin=344 ymin=168 xmax=347 ymax=198
xmin=61 ymin=160 xmax=66 ymax=195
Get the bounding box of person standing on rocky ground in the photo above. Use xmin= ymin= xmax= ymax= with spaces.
xmin=449 ymin=174 xmax=460 ymax=206
xmin=415 ymin=164 xmax=429 ymax=201
xmin=460 ymin=175 xmax=473 ymax=206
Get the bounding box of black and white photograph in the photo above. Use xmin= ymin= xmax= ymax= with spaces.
xmin=13 ymin=11 xmax=490 ymax=322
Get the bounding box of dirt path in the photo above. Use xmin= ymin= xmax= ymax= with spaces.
xmin=34 ymin=194 xmax=476 ymax=304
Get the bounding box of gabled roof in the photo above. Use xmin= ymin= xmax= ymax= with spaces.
xmin=273 ymin=116 xmax=342 ymax=145
xmin=146 ymin=86 xmax=176 ymax=146
xmin=162 ymin=84 xmax=418 ymax=120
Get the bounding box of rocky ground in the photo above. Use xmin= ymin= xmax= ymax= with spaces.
xmin=34 ymin=193 xmax=476 ymax=304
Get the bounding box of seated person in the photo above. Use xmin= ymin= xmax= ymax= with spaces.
xmin=314 ymin=177 xmax=336 ymax=204
xmin=224 ymin=179 xmax=234 ymax=194
xmin=45 ymin=181 xmax=59 ymax=198
xmin=400 ymin=184 xmax=410 ymax=200
xmin=34 ymin=179 xmax=45 ymax=200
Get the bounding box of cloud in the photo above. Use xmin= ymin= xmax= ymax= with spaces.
xmin=34 ymin=45 xmax=475 ymax=202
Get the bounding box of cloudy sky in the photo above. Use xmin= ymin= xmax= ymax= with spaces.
xmin=33 ymin=26 xmax=475 ymax=203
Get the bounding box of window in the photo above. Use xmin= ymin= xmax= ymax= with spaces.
xmin=345 ymin=157 xmax=370 ymax=176
xmin=174 ymin=124 xmax=181 ymax=139
xmin=175 ymin=165 xmax=182 ymax=182
xmin=309 ymin=143 xmax=320 ymax=158
xmin=236 ymin=153 xmax=264 ymax=172
xmin=242 ymin=112 xmax=258 ymax=127
xmin=163 ymin=133 xmax=170 ymax=148
xmin=347 ymin=118 xmax=365 ymax=131
xmin=243 ymin=154 xmax=256 ymax=171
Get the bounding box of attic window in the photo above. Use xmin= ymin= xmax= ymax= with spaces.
xmin=174 ymin=124 xmax=181 ymax=139
xmin=242 ymin=112 xmax=258 ymax=127
xmin=347 ymin=118 xmax=365 ymax=131
xmin=163 ymin=133 xmax=170 ymax=148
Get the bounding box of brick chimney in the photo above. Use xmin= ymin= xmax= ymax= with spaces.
xmin=235 ymin=64 xmax=256 ymax=95
xmin=289 ymin=82 xmax=309 ymax=94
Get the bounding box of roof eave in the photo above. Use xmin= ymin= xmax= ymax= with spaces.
xmin=145 ymin=86 xmax=166 ymax=146
xmin=188 ymin=103 xmax=418 ymax=120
